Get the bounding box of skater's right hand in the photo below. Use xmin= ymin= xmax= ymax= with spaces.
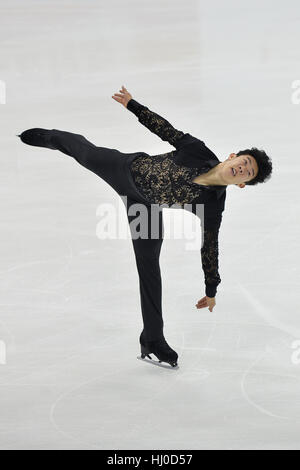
xmin=195 ymin=296 xmax=216 ymax=313
xmin=111 ymin=85 xmax=133 ymax=108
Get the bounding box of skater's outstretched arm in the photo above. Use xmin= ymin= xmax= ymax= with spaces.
xmin=201 ymin=226 xmax=221 ymax=289
xmin=190 ymin=206 xmax=223 ymax=312
xmin=112 ymin=86 xmax=197 ymax=150
xmin=193 ymin=228 xmax=220 ymax=313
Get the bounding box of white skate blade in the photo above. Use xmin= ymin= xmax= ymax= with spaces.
xmin=137 ymin=355 xmax=179 ymax=370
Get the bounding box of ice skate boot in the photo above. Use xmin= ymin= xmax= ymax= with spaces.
xmin=138 ymin=331 xmax=179 ymax=369
xmin=17 ymin=128 xmax=56 ymax=149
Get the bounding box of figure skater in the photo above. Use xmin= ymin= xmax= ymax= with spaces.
xmin=18 ymin=85 xmax=272 ymax=368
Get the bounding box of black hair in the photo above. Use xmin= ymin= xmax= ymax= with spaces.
xmin=236 ymin=147 xmax=272 ymax=185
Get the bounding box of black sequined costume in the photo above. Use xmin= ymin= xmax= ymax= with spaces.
xmin=18 ymin=99 xmax=227 ymax=343
xmin=127 ymin=98 xmax=227 ymax=299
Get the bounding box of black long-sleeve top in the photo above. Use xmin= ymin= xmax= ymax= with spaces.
xmin=126 ymin=98 xmax=227 ymax=298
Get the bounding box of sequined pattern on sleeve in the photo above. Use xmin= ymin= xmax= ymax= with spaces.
xmin=136 ymin=106 xmax=186 ymax=147
xmin=201 ymin=228 xmax=221 ymax=295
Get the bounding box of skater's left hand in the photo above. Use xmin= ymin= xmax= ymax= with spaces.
xmin=195 ymin=296 xmax=216 ymax=312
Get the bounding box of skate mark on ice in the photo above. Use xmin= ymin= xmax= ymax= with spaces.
xmin=240 ymin=352 xmax=298 ymax=421
xmin=49 ymin=366 xmax=127 ymax=450
xmin=238 ymin=282 xmax=300 ymax=338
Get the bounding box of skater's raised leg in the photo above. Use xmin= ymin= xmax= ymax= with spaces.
xmin=18 ymin=128 xmax=129 ymax=194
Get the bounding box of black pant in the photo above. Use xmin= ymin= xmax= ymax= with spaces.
xmin=48 ymin=129 xmax=165 ymax=341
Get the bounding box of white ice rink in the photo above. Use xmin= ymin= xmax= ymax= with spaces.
xmin=0 ymin=0 xmax=300 ymax=450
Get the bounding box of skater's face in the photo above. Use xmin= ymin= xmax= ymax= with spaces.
xmin=224 ymin=153 xmax=259 ymax=188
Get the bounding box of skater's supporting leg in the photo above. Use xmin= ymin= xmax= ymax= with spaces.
xmin=125 ymin=197 xmax=165 ymax=342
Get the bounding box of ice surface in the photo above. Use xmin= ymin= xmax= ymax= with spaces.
xmin=0 ymin=0 xmax=299 ymax=450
